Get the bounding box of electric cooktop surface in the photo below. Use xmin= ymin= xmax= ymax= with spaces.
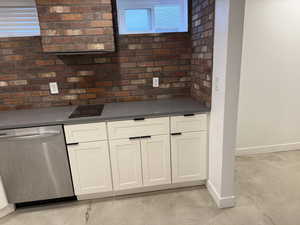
xmin=69 ymin=104 xmax=104 ymax=119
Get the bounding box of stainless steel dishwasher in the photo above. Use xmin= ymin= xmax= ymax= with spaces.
xmin=0 ymin=125 xmax=74 ymax=204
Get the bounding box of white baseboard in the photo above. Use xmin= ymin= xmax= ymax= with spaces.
xmin=236 ymin=142 xmax=300 ymax=156
xmin=78 ymin=180 xmax=206 ymax=201
xmin=0 ymin=204 xmax=15 ymax=218
xmin=206 ymin=180 xmax=235 ymax=208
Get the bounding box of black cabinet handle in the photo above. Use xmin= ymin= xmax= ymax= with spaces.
xmin=171 ymin=133 xmax=182 ymax=136
xmin=140 ymin=136 xmax=151 ymax=139
xmin=134 ymin=117 xmax=145 ymax=121
xmin=67 ymin=142 xmax=79 ymax=146
xmin=129 ymin=136 xmax=141 ymax=140
xmin=184 ymin=114 xmax=195 ymax=117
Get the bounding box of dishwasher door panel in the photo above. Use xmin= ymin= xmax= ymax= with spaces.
xmin=0 ymin=126 xmax=74 ymax=203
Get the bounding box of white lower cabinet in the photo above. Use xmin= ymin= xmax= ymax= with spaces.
xmin=109 ymin=139 xmax=143 ymax=191
xmin=66 ymin=113 xmax=208 ymax=199
xmin=171 ymin=131 xmax=207 ymax=183
xmin=67 ymin=141 xmax=113 ymax=195
xmin=141 ymin=135 xmax=171 ymax=187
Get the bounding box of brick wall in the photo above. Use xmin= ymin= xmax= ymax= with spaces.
xmin=36 ymin=0 xmax=115 ymax=53
xmin=0 ymin=1 xmax=216 ymax=111
xmin=191 ymin=0 xmax=215 ymax=107
xmin=0 ymin=33 xmax=191 ymax=111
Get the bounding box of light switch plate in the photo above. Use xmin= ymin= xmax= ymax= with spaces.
xmin=153 ymin=77 xmax=159 ymax=88
xmin=49 ymin=82 xmax=59 ymax=94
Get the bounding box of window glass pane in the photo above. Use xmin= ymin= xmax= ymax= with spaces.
xmin=0 ymin=0 xmax=40 ymax=37
xmin=154 ymin=5 xmax=181 ymax=31
xmin=125 ymin=9 xmax=151 ymax=32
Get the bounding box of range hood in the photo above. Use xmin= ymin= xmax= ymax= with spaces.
xmin=36 ymin=0 xmax=115 ymax=54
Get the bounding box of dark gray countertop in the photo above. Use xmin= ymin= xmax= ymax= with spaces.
xmin=0 ymin=98 xmax=210 ymax=130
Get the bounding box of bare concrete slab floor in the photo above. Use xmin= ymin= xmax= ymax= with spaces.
xmin=1 ymin=150 xmax=300 ymax=225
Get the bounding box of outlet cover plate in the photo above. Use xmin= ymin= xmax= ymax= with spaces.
xmin=153 ymin=77 xmax=159 ymax=88
xmin=49 ymin=82 xmax=59 ymax=94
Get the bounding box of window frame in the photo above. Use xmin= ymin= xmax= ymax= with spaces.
xmin=116 ymin=0 xmax=188 ymax=35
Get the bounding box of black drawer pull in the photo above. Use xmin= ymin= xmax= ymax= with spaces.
xmin=134 ymin=117 xmax=145 ymax=121
xmin=141 ymin=136 xmax=151 ymax=139
xmin=129 ymin=136 xmax=141 ymax=140
xmin=171 ymin=133 xmax=182 ymax=136
xmin=67 ymin=142 xmax=79 ymax=146
xmin=0 ymin=133 xmax=7 ymax=136
xmin=184 ymin=114 xmax=195 ymax=117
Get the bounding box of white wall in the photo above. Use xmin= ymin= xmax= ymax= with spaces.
xmin=237 ymin=0 xmax=300 ymax=154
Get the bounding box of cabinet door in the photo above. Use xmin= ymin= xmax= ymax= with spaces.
xmin=67 ymin=141 xmax=113 ymax=196
xmin=141 ymin=135 xmax=171 ymax=186
xmin=109 ymin=139 xmax=143 ymax=191
xmin=171 ymin=132 xmax=207 ymax=183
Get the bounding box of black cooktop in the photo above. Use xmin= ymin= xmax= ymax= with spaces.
xmin=69 ymin=104 xmax=104 ymax=119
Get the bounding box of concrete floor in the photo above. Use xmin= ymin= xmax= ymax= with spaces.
xmin=1 ymin=150 xmax=300 ymax=225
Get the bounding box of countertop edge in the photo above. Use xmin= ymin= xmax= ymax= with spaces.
xmin=63 ymin=108 xmax=210 ymax=125
xmin=0 ymin=98 xmax=211 ymax=130
xmin=0 ymin=109 xmax=210 ymax=130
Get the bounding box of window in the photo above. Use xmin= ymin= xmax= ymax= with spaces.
xmin=117 ymin=0 xmax=188 ymax=34
xmin=0 ymin=0 xmax=40 ymax=38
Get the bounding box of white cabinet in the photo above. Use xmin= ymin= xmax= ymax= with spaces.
xmin=171 ymin=132 xmax=207 ymax=183
xmin=141 ymin=135 xmax=171 ymax=187
xmin=67 ymin=141 xmax=113 ymax=195
xmin=109 ymin=139 xmax=143 ymax=191
xmin=170 ymin=114 xmax=208 ymax=184
xmin=65 ymin=112 xmax=208 ymax=200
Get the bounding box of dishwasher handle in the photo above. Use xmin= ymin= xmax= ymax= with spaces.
xmin=0 ymin=131 xmax=61 ymax=140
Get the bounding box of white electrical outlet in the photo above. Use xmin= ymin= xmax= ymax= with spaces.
xmin=49 ymin=82 xmax=59 ymax=94
xmin=153 ymin=77 xmax=159 ymax=87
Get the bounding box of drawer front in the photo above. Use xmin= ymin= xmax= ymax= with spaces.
xmin=171 ymin=114 xmax=207 ymax=133
xmin=107 ymin=117 xmax=169 ymax=140
xmin=64 ymin=122 xmax=107 ymax=144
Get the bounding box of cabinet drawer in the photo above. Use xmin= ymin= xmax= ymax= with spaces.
xmin=64 ymin=122 xmax=107 ymax=144
xmin=171 ymin=114 xmax=207 ymax=133
xmin=107 ymin=117 xmax=169 ymax=140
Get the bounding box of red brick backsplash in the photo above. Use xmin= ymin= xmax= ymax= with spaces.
xmin=191 ymin=0 xmax=215 ymax=107
xmin=0 ymin=32 xmax=192 ymax=111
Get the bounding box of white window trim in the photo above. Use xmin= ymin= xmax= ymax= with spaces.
xmin=117 ymin=0 xmax=188 ymax=35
